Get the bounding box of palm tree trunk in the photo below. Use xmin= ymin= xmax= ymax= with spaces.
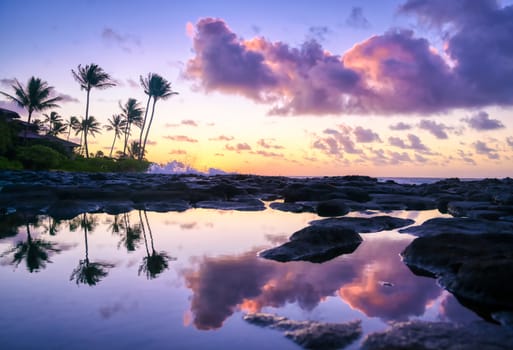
xmin=143 ymin=210 xmax=155 ymax=253
xmin=83 ymin=214 xmax=90 ymax=265
xmin=138 ymin=95 xmax=152 ymax=160
xmin=67 ymin=125 xmax=71 ymax=141
xmin=139 ymin=210 xmax=151 ymax=257
xmin=141 ymin=98 xmax=157 ymax=161
xmin=24 ymin=109 xmax=33 ymax=143
xmin=109 ymin=133 xmax=116 ymax=158
xmin=123 ymin=120 xmax=130 ymax=156
xmin=84 ymin=88 xmax=91 ymax=158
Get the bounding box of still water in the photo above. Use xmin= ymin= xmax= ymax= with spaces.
xmin=0 ymin=207 xmax=479 ymax=349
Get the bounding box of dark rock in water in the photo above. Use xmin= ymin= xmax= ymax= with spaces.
xmin=46 ymin=200 xmax=101 ymax=220
xmin=195 ymin=198 xmax=265 ymax=211
xmin=133 ymin=200 xmax=190 ymax=213
xmin=435 ymin=195 xmax=465 ymax=213
xmin=316 ymin=199 xmax=349 ymax=217
xmin=269 ymin=201 xmax=317 ymax=213
xmin=370 ymin=194 xmax=437 ymax=210
xmin=101 ymin=201 xmax=134 ymax=215
xmin=310 ymin=215 xmax=414 ymax=233
xmin=361 ymin=320 xmax=513 ymax=350
xmin=402 ymin=233 xmax=513 ymax=312
xmin=244 ymin=313 xmax=362 ymax=349
xmin=260 ymin=225 xmax=362 ymax=263
xmin=399 ymin=217 xmax=513 ymax=236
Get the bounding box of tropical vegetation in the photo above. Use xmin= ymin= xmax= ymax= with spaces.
xmin=0 ymin=63 xmax=178 ymax=172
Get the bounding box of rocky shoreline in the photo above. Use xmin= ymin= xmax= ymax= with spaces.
xmin=1 ymin=170 xmax=513 ymax=349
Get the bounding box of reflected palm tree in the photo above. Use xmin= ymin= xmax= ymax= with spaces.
xmin=41 ymin=216 xmax=62 ymax=236
xmin=138 ymin=210 xmax=175 ymax=279
xmin=108 ymin=213 xmax=142 ymax=252
xmin=0 ymin=222 xmax=61 ymax=273
xmin=70 ymin=213 xmax=114 ymax=286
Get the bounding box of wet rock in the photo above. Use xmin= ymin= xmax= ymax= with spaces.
xmin=195 ymin=198 xmax=265 ymax=211
xmin=269 ymin=201 xmax=317 ymax=213
xmin=399 ymin=217 xmax=513 ymax=236
xmin=101 ymin=201 xmax=135 ymax=215
xmin=402 ymin=233 xmax=513 ymax=311
xmin=310 ymin=215 xmax=414 ymax=233
xmin=260 ymin=225 xmax=362 ymax=263
xmin=361 ymin=320 xmax=513 ymax=350
xmin=46 ymin=200 xmax=101 ymax=220
xmin=133 ymin=200 xmax=190 ymax=213
xmin=447 ymin=201 xmax=495 ymax=217
xmin=370 ymin=194 xmax=437 ymax=210
xmin=244 ymin=313 xmax=362 ymax=349
xmin=316 ymin=199 xmax=349 ymax=217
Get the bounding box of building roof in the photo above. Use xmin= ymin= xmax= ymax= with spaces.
xmin=0 ymin=107 xmax=21 ymax=119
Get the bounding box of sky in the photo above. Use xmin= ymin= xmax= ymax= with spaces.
xmin=1 ymin=0 xmax=512 ymax=177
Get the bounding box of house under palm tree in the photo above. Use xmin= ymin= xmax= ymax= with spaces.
xmin=0 ymin=107 xmax=80 ymax=155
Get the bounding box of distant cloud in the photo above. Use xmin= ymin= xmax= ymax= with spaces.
xmin=126 ymin=78 xmax=139 ymax=88
xmin=507 ymin=137 xmax=513 ymax=149
xmin=389 ymin=122 xmax=412 ymax=131
xmin=462 ymin=111 xmax=505 ymax=131
xmin=58 ymin=93 xmax=80 ymax=104
xmin=0 ymin=100 xmax=26 ymax=115
xmin=181 ymin=119 xmax=198 ymax=127
xmin=254 ymin=150 xmax=284 ymax=158
xmin=457 ymin=149 xmax=476 ymax=165
xmin=388 ymin=151 xmax=412 ymax=164
xmin=308 ymin=26 xmax=331 ymax=42
xmin=345 ymin=7 xmax=371 ymax=29
xmin=209 ymin=135 xmax=234 ymax=141
xmin=257 ymin=138 xmax=284 ymax=149
xmin=145 ymin=140 xmax=157 ymax=146
xmin=185 ymin=6 xmax=513 ymax=116
xmin=225 ymin=143 xmax=251 ymax=152
xmin=164 ymin=135 xmax=198 ymax=143
xmin=169 ymin=149 xmax=187 ymax=155
xmin=0 ymin=78 xmax=16 ymax=88
xmin=473 ymin=140 xmax=499 ymax=159
xmin=101 ymin=27 xmax=141 ymax=53
xmin=389 ymin=134 xmax=431 ymax=153
xmin=418 ymin=119 xmax=450 ymax=139
xmin=353 ymin=126 xmax=381 ymax=143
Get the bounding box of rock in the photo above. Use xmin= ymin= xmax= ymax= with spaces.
xmin=361 ymin=320 xmax=513 ymax=350
xmin=259 ymin=225 xmax=362 ymax=263
xmin=402 ymin=233 xmax=513 ymax=312
xmin=370 ymin=194 xmax=437 ymax=210
xmin=244 ymin=313 xmax=362 ymax=349
xmin=46 ymin=200 xmax=101 ymax=220
xmin=310 ymin=215 xmax=414 ymax=233
xmin=133 ymin=200 xmax=190 ymax=212
xmin=447 ymin=201 xmax=497 ymax=217
xmin=316 ymin=199 xmax=349 ymax=217
xmin=195 ymin=198 xmax=265 ymax=211
xmin=269 ymin=201 xmax=317 ymax=213
xmin=399 ymin=217 xmax=513 ymax=236
xmin=101 ymin=201 xmax=134 ymax=215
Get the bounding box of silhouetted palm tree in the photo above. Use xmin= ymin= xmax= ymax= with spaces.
xmin=138 ymin=73 xmax=178 ymax=160
xmin=104 ymin=114 xmax=126 ymax=157
xmin=117 ymin=213 xmax=141 ymax=252
xmin=138 ymin=210 xmax=175 ymax=279
xmin=0 ymin=222 xmax=61 ymax=273
xmin=70 ymin=213 xmax=114 ymax=286
xmin=127 ymin=140 xmax=143 ymax=159
xmin=74 ymin=116 xmax=102 ymax=156
xmin=71 ymin=63 xmax=115 ymax=158
xmin=0 ymin=77 xmax=62 ymax=137
xmin=119 ymin=98 xmax=143 ymax=157
xmin=65 ymin=116 xmax=80 ymax=141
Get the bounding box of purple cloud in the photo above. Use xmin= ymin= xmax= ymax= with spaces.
xmin=257 ymin=138 xmax=284 ymax=149
xmin=507 ymin=136 xmax=513 ymax=149
xmin=181 ymin=119 xmax=198 ymax=127
xmin=102 ymin=27 xmax=141 ymax=53
xmin=58 ymin=93 xmax=80 ymax=104
xmin=462 ymin=111 xmax=505 ymax=131
xmin=164 ymin=135 xmax=198 ymax=143
xmin=473 ymin=140 xmax=499 ymax=159
xmin=353 ymin=126 xmax=381 ymax=143
xmin=186 ymin=5 xmax=513 ymax=116
xmin=169 ymin=149 xmax=187 ymax=155
xmin=389 ymin=134 xmax=431 ymax=153
xmin=225 ymin=143 xmax=251 ymax=152
xmin=209 ymin=135 xmax=234 ymax=141
xmin=254 ymin=150 xmax=284 ymax=158
xmin=346 ymin=7 xmax=371 ymax=29
xmin=418 ymin=119 xmax=450 ymax=139
xmin=389 ymin=122 xmax=412 ymax=130
xmin=0 ymin=78 xmax=16 ymax=88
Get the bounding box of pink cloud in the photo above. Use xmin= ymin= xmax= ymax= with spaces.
xmin=209 ymin=135 xmax=234 ymax=141
xmin=164 ymin=135 xmax=198 ymax=143
xmin=225 ymin=143 xmax=251 ymax=152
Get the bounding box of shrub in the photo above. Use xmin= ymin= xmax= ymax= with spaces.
xmin=17 ymin=145 xmax=65 ymax=170
xmin=0 ymin=156 xmax=22 ymax=170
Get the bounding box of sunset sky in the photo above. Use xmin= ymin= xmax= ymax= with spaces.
xmin=1 ymin=0 xmax=512 ymax=177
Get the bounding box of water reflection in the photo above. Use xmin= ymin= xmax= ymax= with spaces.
xmin=182 ymin=234 xmax=442 ymax=330
xmin=0 ymin=221 xmax=61 ymax=273
xmin=70 ymin=213 xmax=115 ymax=286
xmin=138 ymin=210 xmax=176 ymax=279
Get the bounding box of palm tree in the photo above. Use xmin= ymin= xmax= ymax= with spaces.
xmin=43 ymin=111 xmax=62 ymax=134
xmin=0 ymin=77 xmax=62 ymax=137
xmin=119 ymin=98 xmax=143 ymax=157
xmin=71 ymin=64 xmax=115 ymax=158
xmin=138 ymin=210 xmax=175 ymax=279
xmin=64 ymin=116 xmax=80 ymax=141
xmin=73 ymin=116 xmax=102 ymax=156
xmin=70 ymin=213 xmax=114 ymax=286
xmin=104 ymin=114 xmax=126 ymax=157
xmin=0 ymin=222 xmax=61 ymax=273
xmin=138 ymin=73 xmax=178 ymax=160
xmin=127 ymin=140 xmax=143 ymax=159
